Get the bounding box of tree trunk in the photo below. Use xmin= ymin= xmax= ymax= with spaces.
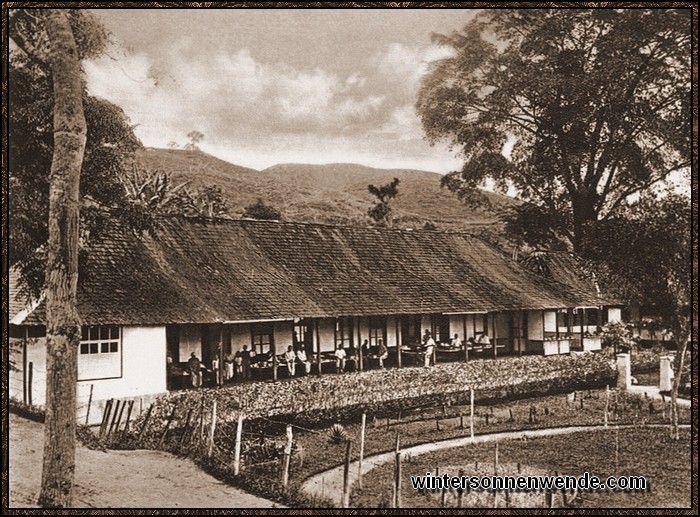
xmin=38 ymin=9 xmax=87 ymax=508
xmin=571 ymin=190 xmax=598 ymax=252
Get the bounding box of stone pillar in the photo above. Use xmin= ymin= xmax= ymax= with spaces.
xmin=616 ymin=353 xmax=631 ymax=390
xmin=659 ymin=355 xmax=674 ymax=392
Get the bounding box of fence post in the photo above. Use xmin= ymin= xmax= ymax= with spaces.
xmin=208 ymin=399 xmax=217 ymax=458
xmin=393 ymin=434 xmax=401 ymax=508
xmin=281 ymin=424 xmax=293 ymax=488
xmin=342 ymin=439 xmax=352 ymax=508
xmin=85 ymin=384 xmax=94 ymax=425
xmin=27 ymin=362 xmax=33 ymax=407
xmin=138 ymin=403 xmax=153 ymax=444
xmin=122 ymin=400 xmax=135 ymax=435
xmin=358 ymin=412 xmax=366 ymax=489
xmin=604 ymin=385 xmax=609 ymax=427
xmin=233 ymin=413 xmax=244 ymax=475
xmin=107 ymin=400 xmax=122 ymax=438
xmin=99 ymin=399 xmax=113 ymax=439
xmin=158 ymin=404 xmax=178 ymax=448
xmin=457 ymin=468 xmax=464 ymax=508
xmin=470 ymin=388 xmax=475 ymax=440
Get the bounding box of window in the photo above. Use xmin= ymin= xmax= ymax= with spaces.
xmin=557 ymin=310 xmax=569 ymax=329
xmin=368 ymin=316 xmax=386 ymax=347
xmin=251 ymin=323 xmax=273 ymax=356
xmin=335 ymin=317 xmax=353 ymax=348
xmin=432 ymin=314 xmax=450 ymax=343
xmin=78 ymin=326 xmax=121 ymax=380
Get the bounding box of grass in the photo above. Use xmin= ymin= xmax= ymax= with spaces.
xmin=351 ymin=427 xmax=692 ymax=508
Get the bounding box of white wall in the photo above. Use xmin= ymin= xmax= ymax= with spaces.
xmin=544 ymin=311 xmax=557 ymax=333
xmin=8 ymin=336 xmax=47 ymax=406
xmin=318 ymin=318 xmax=336 ymax=353
xmin=76 ymin=326 xmax=166 ymax=408
xmin=449 ymin=315 xmax=464 ymax=341
xmin=528 ymin=310 xmax=544 ymax=340
xmin=607 ymin=308 xmax=622 ymax=322
xmin=386 ymin=315 xmax=398 ymax=347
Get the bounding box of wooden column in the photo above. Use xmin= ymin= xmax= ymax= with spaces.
xmin=271 ymin=327 xmax=278 ymax=382
xmin=493 ymin=313 xmax=498 ymax=360
xmin=316 ymin=319 xmax=322 ymax=376
xmin=396 ymin=317 xmax=402 ymax=368
xmin=358 ymin=318 xmax=364 ymax=372
xmin=463 ymin=314 xmax=469 ymax=362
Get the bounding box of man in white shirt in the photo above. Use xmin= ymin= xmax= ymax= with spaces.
xmin=423 ymin=330 xmax=436 ymax=367
xmin=450 ymin=333 xmax=463 ymax=349
xmin=284 ymin=346 xmax=296 ymax=376
xmin=334 ymin=346 xmax=347 ymax=373
xmin=296 ymin=347 xmax=312 ymax=374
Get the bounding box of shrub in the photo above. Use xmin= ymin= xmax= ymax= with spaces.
xmin=327 ymin=423 xmax=348 ymax=444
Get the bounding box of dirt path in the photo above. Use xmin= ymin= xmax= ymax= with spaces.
xmin=302 ymin=422 xmax=691 ymax=507
xmin=9 ymin=413 xmax=284 ymax=509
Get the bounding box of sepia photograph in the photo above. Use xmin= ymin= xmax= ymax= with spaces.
xmin=4 ymin=4 xmax=695 ymax=512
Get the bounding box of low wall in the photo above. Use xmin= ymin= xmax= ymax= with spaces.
xmin=140 ymin=353 xmax=616 ymax=430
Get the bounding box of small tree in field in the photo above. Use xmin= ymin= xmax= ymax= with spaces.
xmin=242 ymin=199 xmax=282 ymax=221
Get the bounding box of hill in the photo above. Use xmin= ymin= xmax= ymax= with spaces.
xmin=136 ymin=148 xmax=517 ymax=230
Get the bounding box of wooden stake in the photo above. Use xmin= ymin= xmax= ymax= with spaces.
xmin=281 ymin=424 xmax=293 ymax=488
xmin=138 ymin=403 xmax=153 ymax=443
xmin=208 ymin=399 xmax=217 ymax=457
xmin=393 ymin=434 xmax=401 ymax=508
xmin=158 ymin=404 xmax=177 ymax=448
xmin=470 ymin=388 xmax=475 ymax=440
xmin=27 ymin=362 xmax=33 ymax=407
xmin=342 ymin=439 xmax=352 ymax=508
xmin=99 ymin=399 xmax=113 ymax=439
xmin=604 ymin=385 xmax=609 ymax=427
xmin=457 ymin=468 xmax=464 ymax=508
xmin=233 ymin=413 xmax=244 ymax=475
xmin=114 ymin=398 xmax=127 ymax=434
xmin=85 ymin=384 xmax=94 ymax=425
xmin=493 ymin=442 xmax=499 ymax=508
xmin=107 ymin=400 xmax=122 ymax=437
xmin=358 ymin=412 xmax=366 ymax=489
xmin=122 ymin=400 xmax=135 ymax=434
xmin=179 ymin=408 xmax=194 ymax=449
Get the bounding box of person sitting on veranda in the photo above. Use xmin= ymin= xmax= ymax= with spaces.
xmin=334 ymin=345 xmax=347 ymax=373
xmin=377 ymin=338 xmax=389 ymax=369
xmin=296 ymin=346 xmax=312 ymax=375
xmin=423 ymin=330 xmax=436 ymax=367
xmin=450 ymin=333 xmax=463 ymax=349
xmin=284 ymin=345 xmax=297 ymax=376
xmin=478 ymin=332 xmax=491 ymax=347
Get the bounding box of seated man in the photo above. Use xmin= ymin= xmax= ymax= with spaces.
xmin=296 ymin=347 xmax=312 ymax=375
xmin=478 ymin=332 xmax=491 ymax=348
xmin=377 ymin=339 xmax=389 ymax=369
xmin=284 ymin=346 xmax=296 ymax=376
xmin=334 ymin=345 xmax=347 ymax=373
xmin=450 ymin=333 xmax=463 ymax=349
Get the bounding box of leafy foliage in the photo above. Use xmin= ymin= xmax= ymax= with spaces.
xmin=327 ymin=423 xmax=348 ymax=444
xmin=417 ymin=9 xmax=690 ymax=249
xmin=367 ymin=177 xmax=400 ymax=226
xmin=242 ymin=198 xmax=282 ymax=221
xmin=9 ymin=42 xmax=141 ymax=299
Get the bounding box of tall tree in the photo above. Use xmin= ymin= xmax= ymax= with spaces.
xmin=9 ymin=9 xmax=108 ymax=507
xmin=583 ymin=193 xmax=691 ymax=439
xmin=367 ymin=177 xmax=400 ymax=226
xmin=417 ymin=9 xmax=690 ymax=250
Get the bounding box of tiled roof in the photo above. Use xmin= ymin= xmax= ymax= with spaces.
xmin=10 ymin=217 xmax=613 ymax=326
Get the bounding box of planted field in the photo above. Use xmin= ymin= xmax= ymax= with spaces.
xmin=351 ymin=427 xmax=691 ymax=508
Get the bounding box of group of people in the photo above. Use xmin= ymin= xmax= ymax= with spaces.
xmin=171 ymin=328 xmax=493 ymax=389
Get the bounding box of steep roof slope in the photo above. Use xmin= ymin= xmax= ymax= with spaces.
xmin=10 ymin=217 xmax=613 ymax=326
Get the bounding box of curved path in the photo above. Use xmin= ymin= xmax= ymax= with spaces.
xmin=302 ymin=423 xmax=691 ymax=507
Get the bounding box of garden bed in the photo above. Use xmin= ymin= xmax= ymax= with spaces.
xmin=351 ymin=427 xmax=691 ymax=508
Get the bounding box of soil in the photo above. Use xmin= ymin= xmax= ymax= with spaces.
xmin=8 ymin=413 xmax=284 ymax=509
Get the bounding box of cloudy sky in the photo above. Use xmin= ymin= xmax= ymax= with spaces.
xmin=86 ymin=9 xmax=476 ymax=172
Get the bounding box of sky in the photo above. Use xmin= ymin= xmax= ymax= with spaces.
xmin=86 ymin=8 xmax=478 ymax=172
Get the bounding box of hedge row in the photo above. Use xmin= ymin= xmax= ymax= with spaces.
xmin=138 ymin=352 xmax=616 ymax=433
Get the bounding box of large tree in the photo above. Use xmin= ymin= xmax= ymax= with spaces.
xmin=417 ymin=9 xmax=690 ymax=250
xmin=9 ymin=9 xmax=127 ymax=507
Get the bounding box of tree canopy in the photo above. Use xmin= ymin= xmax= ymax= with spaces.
xmin=417 ymin=9 xmax=691 ymax=249
xmin=367 ymin=177 xmax=400 ymax=226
